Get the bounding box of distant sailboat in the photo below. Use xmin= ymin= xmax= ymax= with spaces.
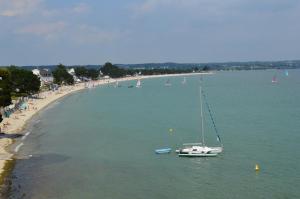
xmin=136 ymin=79 xmax=142 ymax=88
xmin=85 ymin=81 xmax=94 ymax=89
xmin=182 ymin=77 xmax=187 ymax=85
xmin=272 ymin=75 xmax=278 ymax=83
xmin=285 ymin=70 xmax=289 ymax=76
xmin=114 ymin=81 xmax=119 ymax=88
xmin=165 ymin=79 xmax=171 ymax=86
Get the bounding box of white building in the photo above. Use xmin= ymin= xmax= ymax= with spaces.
xmin=32 ymin=69 xmax=54 ymax=86
xmin=67 ymin=68 xmax=81 ymax=83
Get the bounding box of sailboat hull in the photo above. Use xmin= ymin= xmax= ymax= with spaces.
xmin=210 ymin=147 xmax=223 ymax=153
xmin=177 ymin=145 xmax=222 ymax=157
xmin=178 ymin=153 xmax=217 ymax=157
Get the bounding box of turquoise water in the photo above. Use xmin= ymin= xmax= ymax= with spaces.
xmin=7 ymin=70 xmax=300 ymax=199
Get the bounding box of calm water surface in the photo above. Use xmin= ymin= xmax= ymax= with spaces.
xmin=7 ymin=70 xmax=300 ymax=199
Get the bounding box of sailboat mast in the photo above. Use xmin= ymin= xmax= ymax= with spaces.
xmin=200 ymin=86 xmax=205 ymax=145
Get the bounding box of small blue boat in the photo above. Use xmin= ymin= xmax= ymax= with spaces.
xmin=155 ymin=148 xmax=172 ymax=154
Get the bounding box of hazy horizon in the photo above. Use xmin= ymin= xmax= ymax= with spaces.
xmin=1 ymin=59 xmax=300 ymax=67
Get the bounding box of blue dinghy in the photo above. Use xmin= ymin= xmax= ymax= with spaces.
xmin=155 ymin=148 xmax=172 ymax=154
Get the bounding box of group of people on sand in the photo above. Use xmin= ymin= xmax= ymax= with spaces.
xmin=0 ymin=83 xmax=87 ymax=134
xmin=0 ymin=97 xmax=31 ymax=134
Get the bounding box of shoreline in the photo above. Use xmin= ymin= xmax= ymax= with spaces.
xmin=0 ymin=72 xmax=211 ymax=187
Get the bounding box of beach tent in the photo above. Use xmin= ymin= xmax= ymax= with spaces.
xmin=20 ymin=103 xmax=28 ymax=110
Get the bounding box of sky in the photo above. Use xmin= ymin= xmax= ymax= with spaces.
xmin=0 ymin=0 xmax=299 ymax=65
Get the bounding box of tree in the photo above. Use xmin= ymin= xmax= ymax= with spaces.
xmin=52 ymin=64 xmax=74 ymax=85
xmin=202 ymin=66 xmax=210 ymax=71
xmin=74 ymin=67 xmax=99 ymax=80
xmin=0 ymin=68 xmax=12 ymax=107
xmin=87 ymin=68 xmax=99 ymax=80
xmin=8 ymin=66 xmax=40 ymax=96
xmin=100 ymin=62 xmax=126 ymax=78
xmin=74 ymin=67 xmax=88 ymax=78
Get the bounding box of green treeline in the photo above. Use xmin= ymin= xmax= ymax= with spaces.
xmin=101 ymin=62 xmax=128 ymax=78
xmin=0 ymin=69 xmax=12 ymax=107
xmin=74 ymin=67 xmax=99 ymax=80
xmin=100 ymin=62 xmax=198 ymax=77
xmin=0 ymin=66 xmax=41 ymax=107
xmin=52 ymin=64 xmax=74 ymax=85
xmin=9 ymin=66 xmax=40 ymax=96
xmin=0 ymin=62 xmax=200 ymax=108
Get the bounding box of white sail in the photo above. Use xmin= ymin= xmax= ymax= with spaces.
xmin=136 ymin=79 xmax=141 ymax=88
xmin=272 ymin=75 xmax=278 ymax=83
xmin=114 ymin=80 xmax=119 ymax=88
xmin=182 ymin=77 xmax=186 ymax=84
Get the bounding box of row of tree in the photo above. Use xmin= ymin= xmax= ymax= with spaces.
xmin=48 ymin=62 xmax=209 ymax=84
xmin=51 ymin=64 xmax=99 ymax=85
xmin=99 ymin=62 xmax=203 ymax=77
xmin=74 ymin=67 xmax=99 ymax=80
xmin=0 ymin=63 xmax=115 ymax=108
xmin=0 ymin=66 xmax=41 ymax=108
xmin=1 ymin=62 xmax=203 ymax=107
xmin=100 ymin=62 xmax=128 ymax=78
xmin=52 ymin=64 xmax=74 ymax=85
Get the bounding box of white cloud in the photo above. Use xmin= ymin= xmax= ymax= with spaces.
xmin=0 ymin=0 xmax=42 ymax=17
xmin=39 ymin=2 xmax=90 ymax=18
xmin=16 ymin=22 xmax=121 ymax=44
xmin=71 ymin=25 xmax=122 ymax=44
xmin=133 ymin=0 xmax=158 ymax=14
xmin=132 ymin=0 xmax=207 ymax=15
xmin=72 ymin=3 xmax=90 ymax=14
xmin=16 ymin=21 xmax=66 ymax=40
xmin=132 ymin=0 xmax=299 ymax=17
xmin=0 ymin=0 xmax=90 ymax=18
xmin=2 ymin=0 xmax=113 ymax=44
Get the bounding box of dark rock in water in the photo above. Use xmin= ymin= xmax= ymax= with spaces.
xmin=0 ymin=133 xmax=23 ymax=139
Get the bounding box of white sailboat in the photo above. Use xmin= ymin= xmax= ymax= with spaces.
xmin=114 ymin=80 xmax=119 ymax=88
xmin=85 ymin=81 xmax=94 ymax=89
xmin=284 ymin=70 xmax=289 ymax=76
xmin=177 ymin=86 xmax=223 ymax=157
xmin=136 ymin=79 xmax=142 ymax=88
xmin=182 ymin=77 xmax=187 ymax=85
xmin=272 ymin=75 xmax=278 ymax=83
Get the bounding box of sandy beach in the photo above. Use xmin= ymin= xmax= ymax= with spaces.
xmin=0 ymin=72 xmax=211 ymax=183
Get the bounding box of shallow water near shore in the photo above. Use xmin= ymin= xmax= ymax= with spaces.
xmin=6 ymin=70 xmax=300 ymax=199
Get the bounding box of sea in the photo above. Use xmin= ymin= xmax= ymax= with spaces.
xmin=4 ymin=70 xmax=300 ymax=199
